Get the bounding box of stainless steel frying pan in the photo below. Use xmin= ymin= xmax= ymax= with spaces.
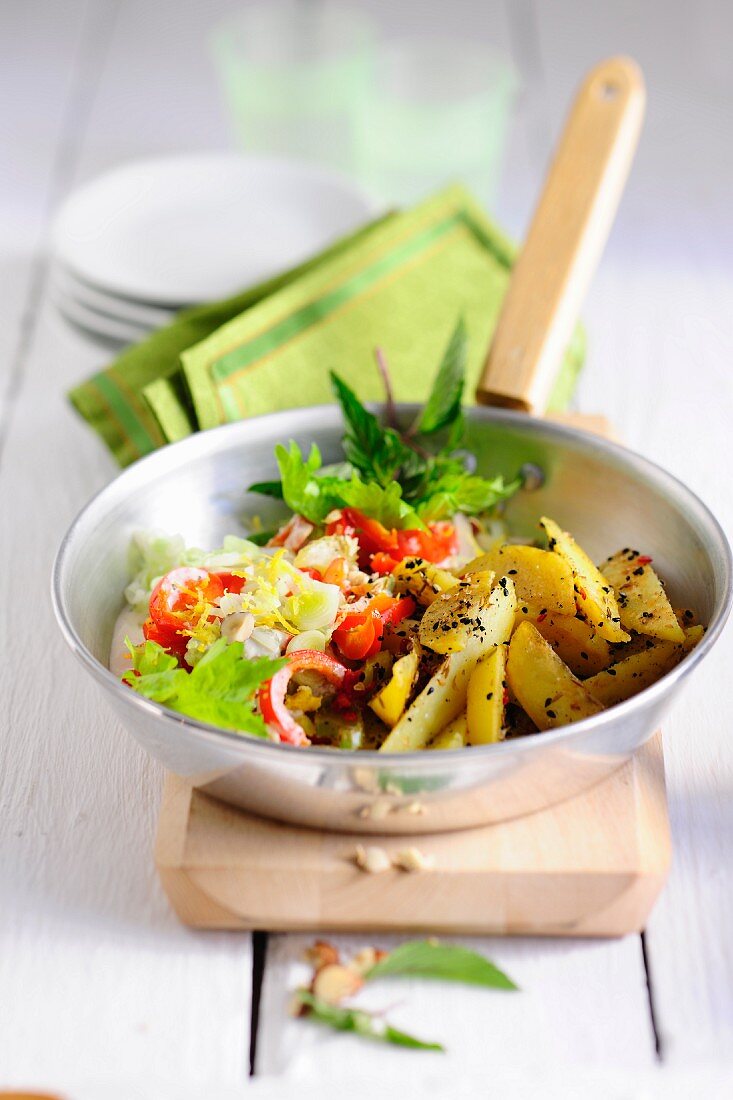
xmin=52 ymin=59 xmax=732 ymax=834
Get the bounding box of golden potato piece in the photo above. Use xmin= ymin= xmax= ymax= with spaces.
xmin=463 ymin=544 xmax=575 ymax=617
xmin=418 ymin=571 xmax=495 ymax=654
xmin=532 ymin=612 xmax=612 ymax=676
xmin=683 ymin=624 xmax=705 ymax=648
xmin=601 ymin=550 xmax=684 ymax=643
xmin=380 ymin=578 xmax=516 ymax=752
xmin=585 ymin=623 xmax=704 ymax=707
xmin=584 ymin=641 xmax=681 ymax=705
xmin=466 ymin=643 xmax=507 ymax=745
xmin=428 ymin=713 xmax=468 ymax=750
xmin=540 ymin=517 xmax=629 ymax=643
xmin=369 ymin=646 xmax=419 ymax=727
xmin=393 ymin=557 xmax=459 ymax=605
xmin=507 ymin=621 xmax=604 ymax=731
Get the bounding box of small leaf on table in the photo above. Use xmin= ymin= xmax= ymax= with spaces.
xmin=366 ymin=940 xmax=518 ymax=990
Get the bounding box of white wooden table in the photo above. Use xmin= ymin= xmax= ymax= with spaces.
xmin=1 ymin=1 xmax=731 ymax=1095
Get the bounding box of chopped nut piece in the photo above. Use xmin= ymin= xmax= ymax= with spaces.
xmin=354 ymin=844 xmax=392 ymax=874
xmin=350 ymin=946 xmax=389 ymax=974
xmin=352 ymin=767 xmax=381 ymax=794
xmin=350 ymin=946 xmax=378 ymax=974
xmin=358 ymin=797 xmax=392 ymax=821
xmin=220 ymin=611 xmax=255 ymax=644
xmin=304 ymin=940 xmax=340 ymax=970
xmin=312 ymin=963 xmax=364 ymax=1005
xmin=394 ymin=847 xmax=436 ymax=872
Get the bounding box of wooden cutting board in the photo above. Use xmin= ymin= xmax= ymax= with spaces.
xmin=155 ymin=733 xmax=669 ymax=937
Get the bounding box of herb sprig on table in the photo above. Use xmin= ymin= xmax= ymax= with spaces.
xmin=249 ymin=319 xmax=518 ymax=527
xmin=294 ymin=938 xmax=517 ymax=1052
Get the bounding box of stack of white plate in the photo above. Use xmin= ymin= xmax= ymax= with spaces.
xmin=50 ymin=153 xmax=377 ymax=344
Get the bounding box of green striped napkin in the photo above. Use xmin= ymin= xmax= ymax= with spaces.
xmin=68 ymin=212 xmax=395 ymax=466
xmin=69 ymin=185 xmax=584 ymax=467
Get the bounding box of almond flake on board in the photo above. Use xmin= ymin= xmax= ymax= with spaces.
xmin=394 ymin=847 xmax=436 ymax=872
xmin=354 ymin=844 xmax=392 ymax=874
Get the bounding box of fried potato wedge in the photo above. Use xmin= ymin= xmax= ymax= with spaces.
xmin=532 ymin=612 xmax=613 ymax=676
xmin=428 ymin=712 xmax=468 ymax=750
xmin=463 ymin=544 xmax=575 ymax=617
xmin=418 ymin=571 xmax=495 ymax=654
xmin=369 ymin=645 xmax=420 ymax=727
xmin=380 ymin=579 xmax=516 ymax=752
xmin=393 ymin=557 xmax=460 ymax=606
xmin=601 ymin=550 xmax=685 ymax=643
xmin=540 ymin=517 xmax=629 ymax=643
xmin=584 ymin=642 xmax=681 ymax=705
xmin=584 ymin=624 xmax=704 ymax=706
xmin=507 ymin=621 xmax=604 ymax=731
xmin=466 ymin=642 xmax=507 ymax=744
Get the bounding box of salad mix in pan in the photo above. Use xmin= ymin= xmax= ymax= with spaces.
xmin=115 ymin=321 xmax=703 ymax=751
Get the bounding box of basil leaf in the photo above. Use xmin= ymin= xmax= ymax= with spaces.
xmin=414 ymin=318 xmax=467 ymax=436
xmin=296 ymin=992 xmax=444 ymax=1052
xmin=366 ymin=940 xmax=518 ymax=990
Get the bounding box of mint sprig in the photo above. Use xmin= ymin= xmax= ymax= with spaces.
xmin=249 ymin=317 xmax=518 ymax=528
xmin=295 ymin=991 xmax=444 ymax=1052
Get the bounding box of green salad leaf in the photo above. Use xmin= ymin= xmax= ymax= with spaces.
xmin=249 ymin=318 xmax=518 ymax=529
xmin=295 ymin=991 xmax=444 ymax=1052
xmin=366 ymin=940 xmax=518 ymax=990
xmin=252 ymin=440 xmax=422 ymax=528
xmin=123 ymin=638 xmax=284 ymax=735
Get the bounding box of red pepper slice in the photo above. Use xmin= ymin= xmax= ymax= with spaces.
xmin=332 ymin=593 xmax=416 ymax=660
xmin=332 ymin=611 xmax=378 ymax=661
xmin=326 ymin=509 xmax=457 ymax=574
xmin=370 ymin=551 xmax=402 ymax=575
xmin=322 ymin=556 xmax=347 ymax=587
xmin=299 ymin=567 xmax=323 ymax=581
xmin=258 ymin=649 xmax=350 ymax=746
xmin=213 ymin=571 xmax=248 ymax=594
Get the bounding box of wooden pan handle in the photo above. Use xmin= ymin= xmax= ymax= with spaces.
xmin=476 ymin=56 xmax=646 ymax=414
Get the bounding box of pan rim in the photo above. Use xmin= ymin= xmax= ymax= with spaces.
xmin=52 ymin=403 xmax=733 ymax=766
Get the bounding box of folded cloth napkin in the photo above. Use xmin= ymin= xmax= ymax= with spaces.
xmin=68 ymin=212 xmax=394 ymax=467
xmin=69 ymin=185 xmax=584 ymax=467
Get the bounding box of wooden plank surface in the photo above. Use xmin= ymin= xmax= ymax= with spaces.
xmin=533 ymin=0 xmax=733 ymax=1066
xmin=0 ymin=0 xmax=255 ymax=1091
xmin=257 ymin=931 xmax=656 ymax=1076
